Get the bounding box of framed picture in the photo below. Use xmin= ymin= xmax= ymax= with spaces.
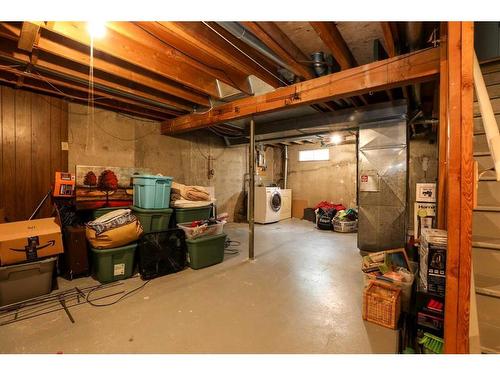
xmin=75 ymin=165 xmax=151 ymax=210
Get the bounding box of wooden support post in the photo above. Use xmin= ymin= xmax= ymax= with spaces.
xmin=249 ymin=118 xmax=255 ymax=260
xmin=437 ymin=23 xmax=448 ymax=229
xmin=443 ymin=21 xmax=474 ymax=354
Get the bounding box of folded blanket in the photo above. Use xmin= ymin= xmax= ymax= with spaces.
xmin=170 ymin=192 xmax=182 ymax=202
xmin=172 ymin=199 xmax=215 ymax=208
xmin=172 ymin=182 xmax=210 ymax=201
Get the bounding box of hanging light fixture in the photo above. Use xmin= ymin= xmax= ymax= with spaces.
xmin=87 ymin=20 xmax=107 ymax=39
xmin=330 ymin=133 xmax=343 ymax=145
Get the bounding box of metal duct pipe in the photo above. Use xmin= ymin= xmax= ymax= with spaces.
xmin=0 ymin=55 xmax=184 ymax=112
xmin=283 ymin=144 xmax=289 ymax=189
xmin=406 ymin=22 xmax=423 ymax=107
xmin=311 ymin=52 xmax=327 ymax=77
xmin=217 ymin=22 xmax=295 ymax=74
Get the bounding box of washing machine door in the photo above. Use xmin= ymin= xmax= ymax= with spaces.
xmin=270 ymin=191 xmax=282 ymax=212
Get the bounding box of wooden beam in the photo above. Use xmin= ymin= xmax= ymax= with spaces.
xmin=0 ymin=39 xmax=193 ymax=114
xmin=310 ymin=22 xmax=373 ymax=105
xmin=310 ymin=22 xmax=357 ymax=70
xmin=380 ymin=22 xmax=397 ymax=58
xmin=0 ymin=73 xmax=167 ymax=121
xmin=242 ymin=22 xmax=314 ymax=80
xmin=43 ymin=21 xmax=222 ymax=98
xmin=444 ymin=21 xmax=474 ymax=354
xmin=437 ymin=23 xmax=448 ymax=229
xmin=137 ymin=22 xmax=282 ymax=90
xmin=0 ymin=64 xmax=183 ymax=117
xmin=254 ymin=22 xmax=310 ymax=65
xmin=0 ymin=24 xmax=209 ymax=108
xmin=17 ymin=21 xmax=41 ymax=52
xmin=162 ymin=47 xmax=440 ymax=134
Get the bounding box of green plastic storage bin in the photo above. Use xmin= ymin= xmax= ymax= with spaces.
xmin=186 ymin=233 xmax=226 ymax=270
xmin=92 ymin=206 xmax=128 ymax=220
xmin=90 ymin=243 xmax=137 ymax=283
xmin=175 ymin=206 xmax=212 ymax=224
xmin=130 ymin=206 xmax=173 ymax=233
xmin=133 ymin=175 xmax=173 ymax=209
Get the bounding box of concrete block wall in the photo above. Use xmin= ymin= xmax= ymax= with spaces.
xmin=68 ymin=103 xmax=277 ymax=221
xmin=285 ymin=143 xmax=357 ymax=209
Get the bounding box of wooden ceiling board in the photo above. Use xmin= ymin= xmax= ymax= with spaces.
xmin=336 ymin=22 xmax=385 ymax=65
xmin=274 ymin=22 xmax=329 ymax=59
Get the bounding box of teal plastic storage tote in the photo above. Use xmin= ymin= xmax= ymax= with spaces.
xmin=133 ymin=175 xmax=173 ymax=209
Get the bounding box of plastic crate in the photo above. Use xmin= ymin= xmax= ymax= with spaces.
xmin=0 ymin=257 xmax=56 ymax=307
xmin=332 ymin=219 xmax=358 ymax=233
xmin=130 ymin=206 xmax=173 ymax=234
xmin=133 ymin=175 xmax=173 ymax=209
xmin=174 ymin=206 xmax=212 ymax=224
xmin=137 ymin=229 xmax=187 ymax=280
xmin=92 ymin=206 xmax=128 ymax=220
xmin=90 ymin=243 xmax=137 ymax=283
xmin=177 ymin=221 xmax=224 ymax=240
xmin=186 ymin=233 xmax=226 ymax=270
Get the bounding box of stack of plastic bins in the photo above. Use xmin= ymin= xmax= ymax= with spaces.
xmin=90 ymin=243 xmax=137 ymax=283
xmin=132 ymin=175 xmax=173 ymax=210
xmin=174 ymin=206 xmax=212 ymax=225
xmin=131 ymin=206 xmax=173 ymax=234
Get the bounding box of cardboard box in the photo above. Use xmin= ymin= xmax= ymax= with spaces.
xmin=416 ymin=183 xmax=437 ymax=202
xmin=292 ymin=199 xmax=308 ymax=219
xmin=0 ymin=218 xmax=64 ymax=266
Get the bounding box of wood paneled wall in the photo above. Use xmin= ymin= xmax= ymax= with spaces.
xmin=0 ymin=86 xmax=68 ymax=222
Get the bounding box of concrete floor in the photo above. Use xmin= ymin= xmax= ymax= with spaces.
xmin=0 ymin=219 xmax=398 ymax=354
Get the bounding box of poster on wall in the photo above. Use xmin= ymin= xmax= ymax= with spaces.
xmin=75 ymin=165 xmax=151 ymax=210
xmin=359 ymin=171 xmax=379 ymax=192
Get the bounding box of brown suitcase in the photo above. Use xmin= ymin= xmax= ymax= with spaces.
xmin=61 ymin=225 xmax=89 ymax=280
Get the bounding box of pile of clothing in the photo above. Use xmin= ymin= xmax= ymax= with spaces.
xmin=334 ymin=208 xmax=358 ymax=222
xmin=86 ymin=209 xmax=143 ymax=249
xmin=314 ymin=201 xmax=346 ymax=212
xmin=170 ymin=182 xmax=215 ymax=208
xmin=314 ymin=202 xmax=346 ymax=230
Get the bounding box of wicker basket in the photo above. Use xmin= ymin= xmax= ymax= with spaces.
xmin=362 ymin=280 xmax=401 ymax=329
xmin=332 ymin=219 xmax=358 ymax=233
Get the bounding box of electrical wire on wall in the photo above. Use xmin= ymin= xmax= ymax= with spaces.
xmin=86 ymin=35 xmax=96 ymax=154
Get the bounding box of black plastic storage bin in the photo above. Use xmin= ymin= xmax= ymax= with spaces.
xmin=137 ymin=229 xmax=188 ymax=280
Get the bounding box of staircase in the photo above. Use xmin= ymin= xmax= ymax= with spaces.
xmin=472 ymin=58 xmax=500 ymax=354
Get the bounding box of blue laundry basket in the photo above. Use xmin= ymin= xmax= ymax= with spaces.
xmin=133 ymin=175 xmax=173 ymax=209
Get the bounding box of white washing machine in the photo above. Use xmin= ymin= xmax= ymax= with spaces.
xmin=254 ymin=187 xmax=282 ymax=224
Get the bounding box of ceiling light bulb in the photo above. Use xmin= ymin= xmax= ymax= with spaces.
xmin=87 ymin=21 xmax=107 ymax=38
xmin=330 ymin=134 xmax=342 ymax=145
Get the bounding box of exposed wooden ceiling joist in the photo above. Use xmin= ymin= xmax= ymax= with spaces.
xmin=136 ymin=22 xmax=283 ymax=91
xmin=0 ymin=71 xmax=167 ymax=121
xmin=162 ymin=47 xmax=440 ymax=134
xmin=309 ymin=22 xmax=372 ymax=106
xmin=309 ymin=22 xmax=357 ymax=70
xmin=241 ymin=22 xmax=314 ymax=80
xmin=0 ymin=64 xmax=183 ymax=117
xmin=17 ymin=21 xmax=42 ymax=52
xmin=42 ymin=21 xmax=222 ymax=98
xmin=0 ymin=23 xmax=209 ymax=109
xmin=0 ymin=38 xmax=194 ymax=115
xmin=380 ymin=22 xmax=397 ymax=58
